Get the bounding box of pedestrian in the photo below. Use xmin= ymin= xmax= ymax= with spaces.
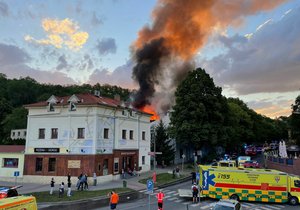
xmin=50 ymin=177 xmax=55 ymax=195
xmin=121 ymin=168 xmax=125 ymax=179
xmin=191 ymin=171 xmax=196 ymax=184
xmin=109 ymin=190 xmax=119 ymax=210
xmin=67 ymin=181 xmax=72 ymax=197
xmin=191 ymin=182 xmax=199 ymax=203
xmin=156 ymin=189 xmax=165 ymax=210
xmin=176 ymin=166 xmax=180 ymax=178
xmin=83 ymin=174 xmax=89 ymax=190
xmin=59 ymin=182 xmax=65 ymax=198
xmin=67 ymin=172 xmax=71 ymax=183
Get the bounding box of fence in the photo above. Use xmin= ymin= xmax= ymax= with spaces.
xmin=266 ymin=156 xmax=300 ymax=175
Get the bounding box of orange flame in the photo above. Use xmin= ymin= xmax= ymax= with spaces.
xmin=140 ymin=105 xmax=160 ymax=121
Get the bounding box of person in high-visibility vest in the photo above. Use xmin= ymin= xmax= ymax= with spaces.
xmin=109 ymin=190 xmax=119 ymax=209
xmin=156 ymin=189 xmax=165 ymax=210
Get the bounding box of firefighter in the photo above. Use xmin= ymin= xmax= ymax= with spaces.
xmin=156 ymin=189 xmax=165 ymax=210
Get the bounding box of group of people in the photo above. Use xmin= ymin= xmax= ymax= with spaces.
xmin=49 ymin=173 xmax=72 ymax=197
xmin=77 ymin=173 xmax=89 ymax=191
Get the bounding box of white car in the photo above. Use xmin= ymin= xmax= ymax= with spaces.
xmin=211 ymin=199 xmax=243 ymax=210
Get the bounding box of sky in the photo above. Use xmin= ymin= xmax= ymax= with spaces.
xmin=1 ymin=0 xmax=300 ymax=118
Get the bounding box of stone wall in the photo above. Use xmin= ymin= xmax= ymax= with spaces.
xmin=266 ymin=156 xmax=300 ymax=175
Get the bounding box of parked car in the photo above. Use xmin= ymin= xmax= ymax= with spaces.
xmin=243 ymin=160 xmax=261 ymax=168
xmin=0 ymin=186 xmax=21 ymax=199
xmin=211 ymin=199 xmax=242 ymax=210
xmin=245 ymin=147 xmax=257 ymax=156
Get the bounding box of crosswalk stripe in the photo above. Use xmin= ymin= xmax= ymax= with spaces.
xmin=182 ymin=201 xmax=190 ymax=205
xmin=164 ymin=195 xmax=171 ymax=199
xmin=266 ymin=205 xmax=281 ymax=210
xmin=272 ymin=205 xmax=283 ymax=208
xmin=166 ymin=191 xmax=176 ymax=194
xmin=167 ymin=197 xmax=178 ymax=201
xmin=173 ymin=193 xmax=179 ymax=196
xmin=139 ymin=189 xmax=147 ymax=193
xmin=200 ymin=204 xmax=212 ymax=209
xmin=174 ymin=199 xmax=182 ymax=203
xmin=259 ymin=206 xmax=273 ymax=210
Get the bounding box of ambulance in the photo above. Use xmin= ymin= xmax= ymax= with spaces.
xmin=199 ymin=165 xmax=300 ymax=205
xmin=0 ymin=195 xmax=37 ymax=210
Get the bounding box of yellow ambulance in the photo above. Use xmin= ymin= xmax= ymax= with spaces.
xmin=0 ymin=195 xmax=37 ymax=210
xmin=199 ymin=165 xmax=300 ymax=205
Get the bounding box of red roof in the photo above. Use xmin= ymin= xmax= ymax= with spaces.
xmin=0 ymin=145 xmax=25 ymax=153
xmin=24 ymin=93 xmax=152 ymax=115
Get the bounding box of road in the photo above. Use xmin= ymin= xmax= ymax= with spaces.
xmin=92 ymin=181 xmax=299 ymax=210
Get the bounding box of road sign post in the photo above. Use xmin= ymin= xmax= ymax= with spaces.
xmin=14 ymin=171 xmax=20 ymax=185
xmin=147 ymin=179 xmax=154 ymax=210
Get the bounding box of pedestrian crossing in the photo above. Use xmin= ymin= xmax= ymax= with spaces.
xmin=138 ymin=189 xmax=286 ymax=210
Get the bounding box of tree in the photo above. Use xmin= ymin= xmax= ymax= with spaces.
xmin=169 ymin=68 xmax=228 ymax=150
xmin=290 ymin=95 xmax=300 ymax=146
xmin=154 ymin=120 xmax=174 ymax=166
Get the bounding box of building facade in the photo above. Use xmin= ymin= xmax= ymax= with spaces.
xmin=0 ymin=145 xmax=25 ymax=182
xmin=24 ymin=93 xmax=151 ymax=183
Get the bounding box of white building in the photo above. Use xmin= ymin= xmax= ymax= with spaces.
xmin=10 ymin=129 xmax=26 ymax=140
xmin=23 ymin=93 xmax=151 ymax=183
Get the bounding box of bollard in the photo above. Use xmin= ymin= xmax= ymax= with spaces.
xmin=123 ymin=180 xmax=127 ymax=188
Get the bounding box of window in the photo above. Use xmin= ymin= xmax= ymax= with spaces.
xmin=48 ymin=103 xmax=54 ymax=112
xmin=3 ymin=158 xmax=19 ymax=168
xmin=35 ymin=158 xmax=43 ymax=172
xmin=295 ymin=180 xmax=300 ymax=188
xmin=142 ymin=131 xmax=146 ymax=140
xmin=24 ymin=131 xmax=26 ymax=136
xmin=130 ymin=130 xmax=134 ymax=140
xmin=48 ymin=158 xmax=56 ymax=172
xmin=18 ymin=132 xmax=20 ymax=136
xmin=122 ymin=130 xmax=127 ymax=139
xmin=104 ymin=128 xmax=109 ymax=139
xmin=122 ymin=110 xmax=128 ymax=116
xmin=39 ymin=128 xmax=45 ymax=139
xmin=114 ymin=158 xmax=119 ymax=173
xmin=142 ymin=156 xmax=145 ymax=165
xmin=12 ymin=132 xmax=15 ymax=136
xmin=51 ymin=128 xmax=58 ymax=139
xmin=78 ymin=128 xmax=85 ymax=139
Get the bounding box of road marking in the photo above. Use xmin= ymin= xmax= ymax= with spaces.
xmin=164 ymin=195 xmax=171 ymax=199
xmin=259 ymin=206 xmax=273 ymax=210
xmin=173 ymin=193 xmax=179 ymax=196
xmin=174 ymin=199 xmax=182 ymax=203
xmin=190 ymin=203 xmax=201 ymax=207
xmin=200 ymin=204 xmax=212 ymax=209
xmin=167 ymin=197 xmax=178 ymax=201
xmin=182 ymin=201 xmax=190 ymax=205
xmin=166 ymin=191 xmax=176 ymax=194
xmin=266 ymin=205 xmax=282 ymax=210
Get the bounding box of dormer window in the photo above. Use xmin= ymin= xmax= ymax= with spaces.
xmin=69 ymin=102 xmax=76 ymax=111
xmin=48 ymin=103 xmax=55 ymax=112
xmin=130 ymin=111 xmax=136 ymax=117
xmin=122 ymin=110 xmax=128 ymax=116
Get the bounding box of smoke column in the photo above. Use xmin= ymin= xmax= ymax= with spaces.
xmin=132 ymin=0 xmax=287 ymax=110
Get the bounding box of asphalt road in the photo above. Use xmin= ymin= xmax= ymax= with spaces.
xmin=92 ymin=181 xmax=299 ymax=210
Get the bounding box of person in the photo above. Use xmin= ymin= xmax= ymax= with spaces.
xmin=175 ymin=166 xmax=180 ymax=178
xmin=50 ymin=178 xmax=55 ymax=195
xmin=191 ymin=171 xmax=196 ymax=184
xmin=121 ymin=168 xmax=125 ymax=179
xmin=67 ymin=180 xmax=72 ymax=197
xmin=59 ymin=182 xmax=65 ymax=198
xmin=191 ymin=182 xmax=199 ymax=203
xmin=77 ymin=173 xmax=83 ymax=190
xmin=109 ymin=190 xmax=119 ymax=210
xmin=156 ymin=189 xmax=165 ymax=210
xmin=83 ymin=174 xmax=89 ymax=190
xmin=67 ymin=173 xmax=71 ymax=183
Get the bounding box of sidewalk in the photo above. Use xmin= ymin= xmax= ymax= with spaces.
xmin=0 ymin=166 xmax=192 ymax=194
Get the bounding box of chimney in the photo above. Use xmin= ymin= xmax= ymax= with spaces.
xmin=114 ymin=94 xmax=121 ymax=101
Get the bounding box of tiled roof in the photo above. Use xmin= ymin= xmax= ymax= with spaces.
xmin=24 ymin=93 xmax=152 ymax=115
xmin=0 ymin=145 xmax=25 ymax=153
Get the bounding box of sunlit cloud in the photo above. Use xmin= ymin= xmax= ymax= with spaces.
xmin=25 ymin=18 xmax=89 ymax=51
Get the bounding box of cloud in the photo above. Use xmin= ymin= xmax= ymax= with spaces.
xmin=91 ymin=11 xmax=103 ymax=26
xmin=0 ymin=43 xmax=30 ymax=65
xmin=25 ymin=18 xmax=89 ymax=51
xmin=88 ymin=60 xmax=135 ymax=88
xmin=0 ymin=43 xmax=76 ymax=85
xmin=76 ymin=54 xmax=94 ymax=71
xmin=56 ymin=54 xmax=68 ymax=71
xmin=201 ymin=7 xmax=300 ymax=95
xmin=96 ymin=38 xmax=117 ymax=55
xmin=0 ymin=1 xmax=9 ymax=17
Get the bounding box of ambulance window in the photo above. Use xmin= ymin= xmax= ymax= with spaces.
xmin=295 ymin=180 xmax=300 ymax=188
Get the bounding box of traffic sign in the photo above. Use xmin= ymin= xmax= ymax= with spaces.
xmin=196 ymin=172 xmax=200 ymax=181
xmin=14 ymin=171 xmax=20 ymax=177
xmin=147 ymin=179 xmax=154 ymax=193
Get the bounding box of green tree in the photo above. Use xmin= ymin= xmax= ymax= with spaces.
xmin=290 ymin=95 xmax=300 ymax=146
xmin=169 ymin=68 xmax=228 ymax=150
xmin=154 ymin=120 xmax=174 ymax=166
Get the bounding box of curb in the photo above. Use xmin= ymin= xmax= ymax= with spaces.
xmin=38 ymin=176 xmax=191 ymax=210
